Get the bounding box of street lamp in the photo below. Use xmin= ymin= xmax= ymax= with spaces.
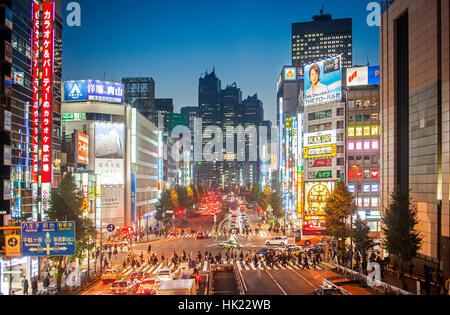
xmin=351 ymin=164 xmax=360 ymax=270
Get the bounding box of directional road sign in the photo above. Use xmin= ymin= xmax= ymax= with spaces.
xmin=21 ymin=221 xmax=76 ymax=257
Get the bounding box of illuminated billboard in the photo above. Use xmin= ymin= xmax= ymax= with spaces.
xmin=65 ymin=80 xmax=124 ymax=103
xmin=346 ymin=66 xmax=380 ymax=87
xmin=304 ymin=144 xmax=336 ymax=159
xmin=284 ymin=67 xmax=297 ymax=81
xmin=31 ymin=2 xmax=40 ymax=184
xmin=304 ymin=55 xmax=342 ymax=107
xmin=304 ymin=131 xmax=336 ymax=148
xmin=305 ymin=182 xmax=334 ymax=216
xmin=95 ymin=123 xmax=125 ymax=185
xmin=76 ymin=131 xmax=89 ymax=165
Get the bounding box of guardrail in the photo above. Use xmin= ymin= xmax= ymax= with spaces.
xmin=322 ymin=278 xmax=351 ymax=295
xmin=208 ymin=264 xmax=245 ymax=295
xmin=333 ymin=264 xmax=414 ymax=295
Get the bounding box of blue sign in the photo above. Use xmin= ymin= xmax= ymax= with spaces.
xmin=131 ymin=172 xmax=136 ymax=222
xmin=65 ymin=80 xmax=124 ymax=103
xmin=368 ymin=66 xmax=381 ymax=85
xmin=21 ymin=221 xmax=76 ymax=257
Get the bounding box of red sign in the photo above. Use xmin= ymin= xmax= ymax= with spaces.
xmin=348 ymin=170 xmax=355 ymax=179
xmin=309 ymin=158 xmax=332 ymax=168
xmin=372 ymin=169 xmax=379 ymax=179
xmin=356 ymin=170 xmax=363 ymax=179
xmin=76 ymin=131 xmax=89 ymax=164
xmin=32 ymin=3 xmax=40 ymax=183
xmin=41 ymin=2 xmax=54 ymax=184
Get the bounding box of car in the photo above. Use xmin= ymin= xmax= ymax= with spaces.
xmin=168 ymin=230 xmax=180 ymax=236
xmin=196 ymin=232 xmax=206 ymax=239
xmin=265 ymin=236 xmax=288 ymax=246
xmin=278 ymin=245 xmax=303 ymax=256
xmin=219 ymin=240 xmax=240 ymax=249
xmin=314 ymin=286 xmax=344 ymax=295
xmin=109 ymin=279 xmax=137 ymax=295
xmin=156 ymin=269 xmax=174 ymax=282
xmin=136 ymin=278 xmax=162 ymax=295
xmin=101 ymin=269 xmax=122 ymax=284
xmin=129 ymin=271 xmax=145 ymax=282
xmin=256 ymin=248 xmax=276 ymax=257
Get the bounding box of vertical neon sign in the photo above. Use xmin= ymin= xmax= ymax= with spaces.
xmin=41 ymin=1 xmax=54 ymax=184
xmin=32 ymin=3 xmax=40 ymax=184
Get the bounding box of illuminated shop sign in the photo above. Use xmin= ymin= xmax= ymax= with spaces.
xmin=76 ymin=131 xmax=89 ymax=165
xmin=307 ymin=170 xmax=332 ymax=180
xmin=304 ymin=130 xmax=336 ymax=147
xmin=347 ymin=126 xmax=380 ymax=137
xmin=65 ymin=80 xmax=124 ymax=103
xmin=62 ymin=113 xmax=86 ymax=121
xmin=31 ymin=2 xmax=39 ymax=184
xmin=284 ymin=67 xmax=297 ymax=81
xmin=304 ymin=144 xmax=336 ymax=159
xmin=305 ymin=182 xmax=333 ymax=215
xmin=41 ymin=1 xmax=54 ymax=185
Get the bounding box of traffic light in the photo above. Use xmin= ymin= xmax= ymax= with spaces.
xmin=177 ymin=209 xmax=184 ymax=216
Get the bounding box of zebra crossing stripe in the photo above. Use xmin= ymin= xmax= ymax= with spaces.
xmin=202 ymin=262 xmax=208 ymax=272
xmin=249 ymin=263 xmax=256 ymax=270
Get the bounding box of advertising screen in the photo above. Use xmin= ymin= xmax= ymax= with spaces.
xmin=95 ymin=122 xmax=125 ymax=159
xmin=304 ymin=56 xmax=342 ymax=107
xmin=302 ymin=215 xmax=327 ymax=236
xmin=304 ymin=144 xmax=336 ymax=159
xmin=304 ymin=130 xmax=336 ymax=148
xmin=305 ymin=182 xmax=334 ymax=215
xmin=347 ymin=66 xmax=381 ymax=87
xmin=65 ymin=80 xmax=124 ymax=103
xmin=76 ymin=131 xmax=89 ymax=165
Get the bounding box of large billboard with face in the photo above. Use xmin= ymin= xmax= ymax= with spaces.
xmin=304 ymin=56 xmax=342 ymax=107
xmin=65 ymin=80 xmax=124 ymax=103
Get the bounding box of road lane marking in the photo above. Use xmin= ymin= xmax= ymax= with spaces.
xmin=264 ymin=270 xmax=287 ymax=295
xmin=288 ymin=268 xmax=317 ymax=289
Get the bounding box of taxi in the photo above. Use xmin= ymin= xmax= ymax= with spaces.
xmin=101 ymin=268 xmax=122 ymax=284
xmin=109 ymin=279 xmax=137 ymax=295
xmin=136 ymin=278 xmax=162 ymax=295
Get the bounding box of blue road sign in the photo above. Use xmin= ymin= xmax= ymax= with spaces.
xmin=21 ymin=221 xmax=76 ymax=257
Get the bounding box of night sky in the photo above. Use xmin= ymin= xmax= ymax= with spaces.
xmin=62 ymin=0 xmax=380 ymax=124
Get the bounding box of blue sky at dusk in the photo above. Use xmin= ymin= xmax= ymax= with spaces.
xmin=62 ymin=0 xmax=380 ymax=123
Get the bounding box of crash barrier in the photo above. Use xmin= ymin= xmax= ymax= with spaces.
xmin=322 ymin=277 xmax=352 ymax=295
xmin=334 ymin=263 xmax=414 ymax=295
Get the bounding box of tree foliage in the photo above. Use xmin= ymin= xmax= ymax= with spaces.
xmin=46 ymin=172 xmax=97 ymax=293
xmin=352 ymin=215 xmax=374 ymax=257
xmin=324 ymin=181 xmax=356 ymax=263
xmin=381 ymin=186 xmax=422 ymax=287
xmin=269 ymin=190 xmax=284 ymax=219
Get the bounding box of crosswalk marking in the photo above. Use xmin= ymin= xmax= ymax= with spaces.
xmin=202 ymin=262 xmax=208 ymax=272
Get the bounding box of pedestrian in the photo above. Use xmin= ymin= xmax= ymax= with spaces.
xmin=302 ymin=256 xmax=310 ymax=269
xmin=22 ymin=277 xmax=29 ymax=295
xmin=147 ymin=244 xmax=152 ymax=254
xmin=43 ymin=275 xmax=50 ymax=291
xmin=31 ymin=277 xmax=38 ymax=295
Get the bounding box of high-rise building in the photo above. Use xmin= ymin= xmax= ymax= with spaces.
xmin=344 ymin=66 xmax=381 ymax=238
xmin=180 ymin=106 xmax=198 ymax=133
xmin=154 ymin=98 xmax=174 ymax=132
xmin=381 ymin=0 xmax=450 ymax=278
xmin=122 ymin=77 xmax=155 ymax=120
xmin=0 ymin=0 xmax=62 ymax=221
xmin=292 ymin=8 xmax=352 ymax=76
xmin=196 ymin=69 xmax=222 ymax=187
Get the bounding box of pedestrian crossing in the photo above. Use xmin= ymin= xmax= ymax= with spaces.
xmin=165 ymin=231 xmax=270 ymax=239
xmin=120 ymin=259 xmax=322 ymax=277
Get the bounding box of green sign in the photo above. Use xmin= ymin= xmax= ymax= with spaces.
xmin=62 ymin=113 xmax=86 ymax=121
xmin=316 ymin=170 xmax=332 ymax=179
xmin=57 ymin=221 xmax=74 ymax=231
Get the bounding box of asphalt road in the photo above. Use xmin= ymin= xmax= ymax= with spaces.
xmin=78 ymin=198 xmax=328 ymax=295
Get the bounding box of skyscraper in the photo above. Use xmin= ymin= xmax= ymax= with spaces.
xmin=155 ymin=98 xmax=174 ymax=132
xmin=123 ymin=77 xmax=156 ymax=120
xmin=292 ymin=8 xmax=352 ymax=76
xmin=381 ymin=0 xmax=450 ymax=278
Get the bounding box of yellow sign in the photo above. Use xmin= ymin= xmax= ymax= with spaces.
xmin=364 ymin=126 xmax=371 ymax=136
xmin=5 ymin=235 xmax=21 ymax=257
xmin=304 ymin=144 xmax=336 ymax=159
xmin=347 ymin=127 xmax=355 ymax=137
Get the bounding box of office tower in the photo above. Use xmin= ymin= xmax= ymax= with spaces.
xmin=0 ymin=0 xmax=62 ymax=220
xmin=122 ymin=77 xmax=156 ymax=120
xmin=155 ymin=98 xmax=174 ymax=132
xmin=381 ymin=0 xmax=450 ymax=278
xmin=292 ymin=8 xmax=352 ymax=75
xmin=180 ymin=106 xmax=198 ymax=132
xmin=196 ymin=69 xmax=222 ymax=188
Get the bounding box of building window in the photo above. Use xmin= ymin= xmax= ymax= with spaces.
xmin=337 ymin=121 xmax=344 ymax=129
xmin=337 ymin=108 xmax=344 ymax=116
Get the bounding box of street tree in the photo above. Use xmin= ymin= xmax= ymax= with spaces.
xmin=176 ymin=186 xmax=189 ymax=209
xmin=381 ymin=186 xmax=422 ymax=288
xmin=352 ymin=215 xmax=375 ymax=259
xmin=155 ymin=190 xmax=173 ymax=232
xmin=46 ymin=172 xmax=97 ymax=293
xmin=170 ymin=188 xmax=180 ymax=210
xmin=324 ymin=181 xmax=356 ymax=264
xmin=269 ymin=191 xmax=283 ymax=230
